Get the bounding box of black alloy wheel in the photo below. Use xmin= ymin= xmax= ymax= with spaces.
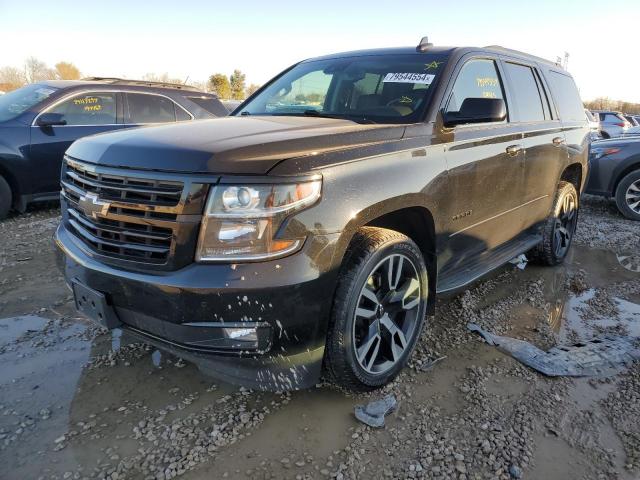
xmin=325 ymin=227 xmax=428 ymax=391
xmin=352 ymin=253 xmax=422 ymax=375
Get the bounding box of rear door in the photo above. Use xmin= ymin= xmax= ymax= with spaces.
xmin=501 ymin=60 xmax=563 ymax=228
xmin=123 ymin=92 xmax=191 ymax=127
xmin=545 ymin=70 xmax=590 ymax=192
xmin=440 ymin=56 xmax=525 ymax=273
xmin=29 ymin=91 xmax=124 ymax=194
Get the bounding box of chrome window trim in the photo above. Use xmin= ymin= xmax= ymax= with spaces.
xmin=32 ymin=89 xmax=194 ymax=127
xmin=123 ymin=90 xmax=194 ymax=123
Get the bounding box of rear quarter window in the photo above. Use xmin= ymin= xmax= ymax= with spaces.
xmin=547 ymin=71 xmax=584 ymax=122
xmin=187 ymin=96 xmax=227 ymax=116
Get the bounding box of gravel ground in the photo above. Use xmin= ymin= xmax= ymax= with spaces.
xmin=0 ymin=195 xmax=639 ymax=480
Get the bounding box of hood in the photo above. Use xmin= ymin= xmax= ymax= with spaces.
xmin=592 ymin=137 xmax=640 ymax=148
xmin=66 ymin=116 xmax=405 ymax=175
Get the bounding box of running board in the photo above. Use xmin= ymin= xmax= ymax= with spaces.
xmin=436 ymin=234 xmax=541 ymax=294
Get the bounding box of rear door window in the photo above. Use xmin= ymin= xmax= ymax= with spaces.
xmin=47 ymin=93 xmax=117 ymax=125
xmin=127 ymin=93 xmax=176 ymax=123
xmin=504 ymin=63 xmax=545 ymax=122
xmin=546 ymin=72 xmax=584 ymax=122
xmin=187 ymin=96 xmax=227 ymax=116
xmin=445 ymin=59 xmax=505 ymax=117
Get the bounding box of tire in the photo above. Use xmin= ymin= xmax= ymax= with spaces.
xmin=529 ymin=181 xmax=579 ymax=266
xmin=0 ymin=175 xmax=11 ymax=220
xmin=614 ymin=170 xmax=640 ymax=221
xmin=325 ymin=227 xmax=428 ymax=391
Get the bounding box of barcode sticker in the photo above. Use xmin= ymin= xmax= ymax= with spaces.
xmin=383 ymin=73 xmax=435 ymax=84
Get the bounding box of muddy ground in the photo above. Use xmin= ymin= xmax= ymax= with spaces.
xmin=1 ymin=195 xmax=639 ymax=480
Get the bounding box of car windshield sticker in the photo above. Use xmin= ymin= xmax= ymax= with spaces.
xmin=424 ymin=61 xmax=443 ymax=70
xmin=383 ymin=73 xmax=435 ymax=85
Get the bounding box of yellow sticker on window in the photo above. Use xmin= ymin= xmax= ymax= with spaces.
xmin=476 ymin=78 xmax=499 ymax=88
xmin=73 ymin=97 xmax=100 ymax=106
xmin=83 ymin=105 xmax=103 ymax=112
xmin=424 ymin=61 xmax=443 ymax=70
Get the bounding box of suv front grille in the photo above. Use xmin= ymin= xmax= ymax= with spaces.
xmin=61 ymin=156 xmax=209 ymax=269
xmin=65 ymin=159 xmax=183 ymax=206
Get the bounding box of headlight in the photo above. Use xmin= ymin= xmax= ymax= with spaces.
xmin=196 ymin=179 xmax=321 ymax=262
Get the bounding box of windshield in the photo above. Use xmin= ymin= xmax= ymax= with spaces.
xmin=0 ymin=83 xmax=60 ymax=122
xmin=237 ymin=54 xmax=448 ymax=124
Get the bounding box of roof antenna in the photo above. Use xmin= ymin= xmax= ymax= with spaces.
xmin=416 ymin=36 xmax=433 ymax=52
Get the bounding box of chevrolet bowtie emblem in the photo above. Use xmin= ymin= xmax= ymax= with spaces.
xmin=78 ymin=193 xmax=110 ymax=219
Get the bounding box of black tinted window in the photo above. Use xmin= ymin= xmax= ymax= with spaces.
xmin=505 ymin=63 xmax=545 ymax=122
xmin=187 ymin=96 xmax=227 ymax=116
xmin=547 ymin=72 xmax=584 ymax=122
xmin=127 ymin=93 xmax=176 ymax=123
xmin=175 ymin=105 xmax=191 ymax=121
xmin=446 ymin=59 xmax=505 ymax=115
xmin=49 ymin=93 xmax=116 ymax=126
xmin=239 ymin=54 xmax=448 ymax=124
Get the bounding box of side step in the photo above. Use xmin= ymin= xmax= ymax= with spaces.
xmin=436 ymin=234 xmax=541 ymax=294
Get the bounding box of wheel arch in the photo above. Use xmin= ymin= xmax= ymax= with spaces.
xmin=0 ymin=161 xmax=21 ymax=210
xmin=611 ymin=157 xmax=640 ymax=197
xmin=559 ymin=162 xmax=584 ymax=193
xmin=332 ymin=194 xmax=438 ymax=315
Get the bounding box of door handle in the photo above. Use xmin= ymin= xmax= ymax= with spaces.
xmin=552 ymin=136 xmax=565 ymax=146
xmin=506 ymin=144 xmax=523 ymax=156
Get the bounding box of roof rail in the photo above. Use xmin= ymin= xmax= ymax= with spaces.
xmin=81 ymin=77 xmax=202 ymax=92
xmin=482 ymin=45 xmax=557 ymax=67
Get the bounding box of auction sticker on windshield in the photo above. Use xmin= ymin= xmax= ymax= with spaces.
xmin=383 ymin=73 xmax=435 ymax=84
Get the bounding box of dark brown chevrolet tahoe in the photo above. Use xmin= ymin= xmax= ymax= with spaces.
xmin=55 ymin=38 xmax=589 ymax=391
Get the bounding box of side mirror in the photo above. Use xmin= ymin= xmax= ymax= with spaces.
xmin=442 ymin=98 xmax=506 ymax=128
xmin=37 ymin=113 xmax=67 ymax=127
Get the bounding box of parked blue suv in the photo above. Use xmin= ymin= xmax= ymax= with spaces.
xmin=0 ymin=78 xmax=227 ymax=218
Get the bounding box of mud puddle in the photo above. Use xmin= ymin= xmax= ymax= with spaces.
xmin=1 ymin=198 xmax=640 ymax=479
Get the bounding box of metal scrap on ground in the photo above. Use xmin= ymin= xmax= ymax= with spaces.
xmin=354 ymin=394 xmax=398 ymax=428
xmin=467 ymin=323 xmax=640 ymax=377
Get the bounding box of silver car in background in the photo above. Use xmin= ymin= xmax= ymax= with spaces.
xmin=585 ymin=109 xmax=601 ymax=140
xmin=623 ymin=125 xmax=640 ymax=137
xmin=593 ymin=110 xmax=632 ymax=138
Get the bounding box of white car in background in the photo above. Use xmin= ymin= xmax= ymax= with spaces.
xmin=623 ymin=125 xmax=640 ymax=137
xmin=593 ymin=110 xmax=632 ymax=138
xmin=585 ymin=109 xmax=600 ymax=139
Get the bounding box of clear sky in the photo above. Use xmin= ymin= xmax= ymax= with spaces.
xmin=1 ymin=0 xmax=638 ymax=102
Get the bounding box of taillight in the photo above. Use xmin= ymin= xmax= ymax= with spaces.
xmin=591 ymin=147 xmax=621 ymax=160
xmin=615 ymin=122 xmax=625 ymax=127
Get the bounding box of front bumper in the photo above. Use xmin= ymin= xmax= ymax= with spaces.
xmin=55 ymin=223 xmax=341 ymax=390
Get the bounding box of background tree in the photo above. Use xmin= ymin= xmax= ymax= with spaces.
xmin=229 ymin=69 xmax=246 ymax=100
xmin=208 ymin=73 xmax=231 ymax=99
xmin=0 ymin=66 xmax=27 ymax=91
xmin=245 ymin=83 xmax=260 ymax=97
xmin=24 ymin=57 xmax=55 ymax=83
xmin=142 ymin=72 xmax=184 ymax=84
xmin=55 ymin=61 xmax=81 ymax=80
xmin=584 ymin=97 xmax=640 ymax=115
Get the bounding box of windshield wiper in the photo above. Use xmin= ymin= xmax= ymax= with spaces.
xmin=240 ymin=111 xmax=251 ymax=116
xmin=300 ymin=110 xmax=375 ymax=124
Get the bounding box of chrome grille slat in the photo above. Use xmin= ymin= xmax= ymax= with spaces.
xmin=66 ymin=170 xmax=181 ymax=196
xmin=61 ymin=157 xmax=189 ymax=266
xmin=65 ymin=157 xmax=183 ymax=207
